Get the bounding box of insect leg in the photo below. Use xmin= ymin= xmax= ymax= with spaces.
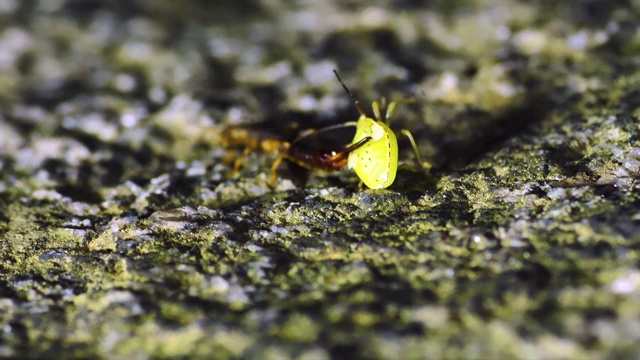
xmin=384 ymin=98 xmax=415 ymax=126
xmin=372 ymin=101 xmax=382 ymax=122
xmin=384 ymin=101 xmax=396 ymax=125
xmin=269 ymin=154 xmax=284 ymax=187
xmin=231 ymin=147 xmax=252 ymax=175
xmin=400 ymin=129 xmax=431 ymax=172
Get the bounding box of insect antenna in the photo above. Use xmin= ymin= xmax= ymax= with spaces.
xmin=290 ymin=121 xmax=358 ymax=146
xmin=333 ymin=70 xmax=365 ymax=116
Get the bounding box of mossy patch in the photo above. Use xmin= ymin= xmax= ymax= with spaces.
xmin=2 ymin=0 xmax=640 ymax=358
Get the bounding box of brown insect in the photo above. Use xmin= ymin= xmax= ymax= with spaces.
xmin=220 ymin=122 xmax=371 ymax=186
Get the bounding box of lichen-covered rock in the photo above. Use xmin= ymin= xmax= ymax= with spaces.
xmin=1 ymin=1 xmax=640 ymax=358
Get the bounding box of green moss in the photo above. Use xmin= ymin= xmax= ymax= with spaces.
xmin=2 ymin=0 xmax=640 ymax=358
xmin=271 ymin=314 xmax=320 ymax=343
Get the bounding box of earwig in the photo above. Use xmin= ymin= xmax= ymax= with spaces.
xmin=220 ymin=123 xmax=371 ymax=186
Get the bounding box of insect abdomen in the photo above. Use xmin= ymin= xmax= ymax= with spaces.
xmin=349 ymin=119 xmax=398 ymax=189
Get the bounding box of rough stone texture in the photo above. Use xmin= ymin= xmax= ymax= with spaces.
xmin=1 ymin=0 xmax=640 ymax=358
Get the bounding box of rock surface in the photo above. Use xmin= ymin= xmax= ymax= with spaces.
xmin=1 ymin=1 xmax=640 ymax=358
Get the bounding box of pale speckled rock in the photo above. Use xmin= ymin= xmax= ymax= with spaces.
xmin=1 ymin=1 xmax=640 ymax=359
